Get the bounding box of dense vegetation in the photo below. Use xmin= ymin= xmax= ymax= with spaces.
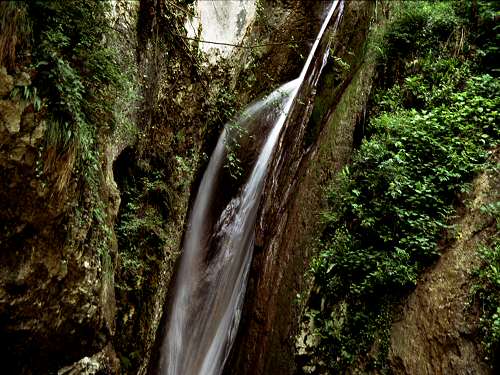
xmin=1 ymin=1 xmax=139 ymax=372
xmin=298 ymin=1 xmax=499 ymax=373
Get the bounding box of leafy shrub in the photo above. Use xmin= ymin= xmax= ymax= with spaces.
xmin=373 ymin=57 xmax=472 ymax=112
xmin=475 ymin=1 xmax=500 ymax=72
xmin=383 ymin=1 xmax=461 ymax=59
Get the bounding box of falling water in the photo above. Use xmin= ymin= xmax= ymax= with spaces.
xmin=153 ymin=2 xmax=343 ymax=374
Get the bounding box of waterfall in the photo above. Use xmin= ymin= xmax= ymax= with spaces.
xmin=152 ymin=2 xmax=343 ymax=374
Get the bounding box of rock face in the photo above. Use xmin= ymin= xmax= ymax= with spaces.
xmin=185 ymin=0 xmax=257 ymax=62
xmin=0 ymin=67 xmax=14 ymax=96
xmin=387 ymin=157 xmax=499 ymax=375
xmin=113 ymin=1 xmax=324 ymax=373
xmin=0 ymin=102 xmax=118 ymax=374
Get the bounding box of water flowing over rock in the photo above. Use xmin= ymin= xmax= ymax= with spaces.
xmin=150 ymin=2 xmax=344 ymax=374
xmin=2 ymin=1 xmax=495 ymax=374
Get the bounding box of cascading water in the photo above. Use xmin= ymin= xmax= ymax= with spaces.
xmin=152 ymin=2 xmax=344 ymax=374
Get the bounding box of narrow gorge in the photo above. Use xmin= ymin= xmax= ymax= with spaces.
xmin=0 ymin=1 xmax=498 ymax=375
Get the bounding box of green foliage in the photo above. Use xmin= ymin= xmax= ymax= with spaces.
xmin=299 ymin=1 xmax=500 ymax=372
xmin=373 ymin=56 xmax=473 ymax=111
xmin=474 ymin=198 xmax=500 ymax=366
xmin=116 ymin=169 xmax=173 ymax=290
xmin=225 ymin=121 xmax=248 ymax=180
xmin=207 ymin=86 xmax=247 ymax=180
xmin=16 ymin=1 xmax=140 ymax=290
xmin=382 ymin=1 xmax=461 ymax=60
xmin=302 ymin=72 xmax=499 ymax=372
xmin=474 ymin=1 xmax=500 ymax=72
xmin=10 ymin=84 xmax=42 ymax=111
xmin=27 ymin=0 xmax=131 ymax=181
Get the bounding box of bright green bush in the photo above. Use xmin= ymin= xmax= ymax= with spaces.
xmin=384 ymin=1 xmax=461 ymax=58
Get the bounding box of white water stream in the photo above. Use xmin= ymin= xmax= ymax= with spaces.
xmin=155 ymin=2 xmax=342 ymax=374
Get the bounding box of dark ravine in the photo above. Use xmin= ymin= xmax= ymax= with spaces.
xmin=149 ymin=3 xmax=348 ymax=374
